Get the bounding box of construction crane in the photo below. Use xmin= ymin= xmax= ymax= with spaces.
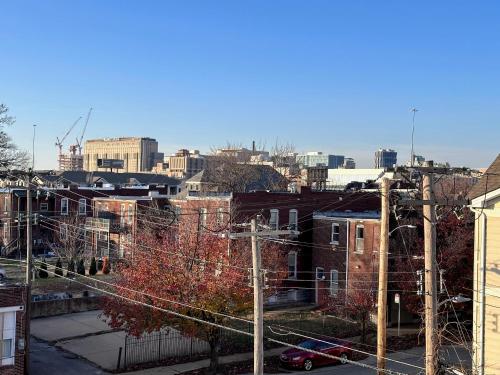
xmin=55 ymin=116 xmax=82 ymax=157
xmin=76 ymin=107 xmax=92 ymax=155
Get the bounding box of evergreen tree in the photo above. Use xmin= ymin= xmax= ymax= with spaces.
xmin=38 ymin=259 xmax=48 ymax=279
xmin=77 ymin=259 xmax=86 ymax=275
xmin=55 ymin=258 xmax=64 ymax=277
xmin=89 ymin=257 xmax=97 ymax=276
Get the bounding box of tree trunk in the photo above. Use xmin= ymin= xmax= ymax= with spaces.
xmin=361 ymin=317 xmax=367 ymax=344
xmin=206 ymin=330 xmax=221 ymax=374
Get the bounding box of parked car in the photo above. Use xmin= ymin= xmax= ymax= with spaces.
xmin=280 ymin=339 xmax=352 ymax=371
xmin=0 ymin=266 xmax=6 ymax=280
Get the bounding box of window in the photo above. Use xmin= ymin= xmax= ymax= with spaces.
xmin=355 ymin=225 xmax=364 ymax=252
xmin=1 ymin=311 xmax=16 ymax=366
xmin=3 ymin=222 xmax=8 ymax=242
xmin=200 ymin=208 xmax=207 ymax=229
xmin=127 ymin=204 xmax=133 ymax=225
xmin=40 ymin=202 xmax=48 ymax=212
xmin=316 ymin=267 xmax=325 ymax=280
xmin=60 ymin=224 xmax=68 ymax=241
xmin=120 ymin=204 xmax=126 ymax=227
xmin=288 ymin=209 xmax=298 ymax=231
xmin=331 ymin=223 xmax=340 ymax=244
xmin=330 ymin=270 xmax=339 ymax=296
xmin=3 ymin=196 xmax=7 ymax=213
xmin=216 ymin=207 xmax=224 ymax=226
xmin=78 ymin=199 xmax=86 ymax=215
xmin=174 ymin=206 xmax=181 ymax=223
xmin=288 ymin=251 xmax=297 ymax=279
xmin=61 ymin=198 xmax=69 ymax=215
xmin=269 ymin=209 xmax=279 ymax=230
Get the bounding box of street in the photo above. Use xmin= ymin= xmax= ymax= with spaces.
xmin=30 ymin=338 xmax=108 ymax=375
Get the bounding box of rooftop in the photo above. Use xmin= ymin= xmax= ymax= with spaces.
xmin=469 ymin=153 xmax=500 ymax=199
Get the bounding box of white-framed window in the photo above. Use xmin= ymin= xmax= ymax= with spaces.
xmin=3 ymin=222 xmax=9 ymax=241
xmin=60 ymin=223 xmax=68 ymax=241
xmin=288 ymin=209 xmax=298 ymax=231
xmin=40 ymin=202 xmax=48 ymax=212
xmin=78 ymin=199 xmax=86 ymax=215
xmin=120 ymin=204 xmax=126 ymax=227
xmin=269 ymin=209 xmax=279 ymax=230
xmin=331 ymin=223 xmax=340 ymax=244
xmin=330 ymin=269 xmax=339 ymax=296
xmin=216 ymin=207 xmax=224 ymax=226
xmin=60 ymin=198 xmax=69 ymax=215
xmin=287 ymin=251 xmax=297 ymax=279
xmin=174 ymin=206 xmax=181 ymax=223
xmin=316 ymin=267 xmax=325 ymax=280
xmin=1 ymin=310 xmax=16 ymax=366
xmin=355 ymin=224 xmax=364 ymax=252
xmin=127 ymin=204 xmax=133 ymax=225
xmin=200 ymin=208 xmax=207 ymax=229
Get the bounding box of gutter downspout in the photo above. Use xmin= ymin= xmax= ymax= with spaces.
xmin=345 ymin=220 xmax=350 ymax=301
xmin=479 ymin=213 xmax=487 ymax=375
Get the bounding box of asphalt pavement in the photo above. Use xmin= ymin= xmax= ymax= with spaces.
xmin=30 ymin=338 xmax=108 ymax=375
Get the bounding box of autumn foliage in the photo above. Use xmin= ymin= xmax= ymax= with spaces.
xmin=102 ymin=221 xmax=286 ymax=373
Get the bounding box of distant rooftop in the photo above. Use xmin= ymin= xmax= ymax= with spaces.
xmin=85 ymin=137 xmax=157 ymax=142
xmin=314 ymin=210 xmax=381 ymax=220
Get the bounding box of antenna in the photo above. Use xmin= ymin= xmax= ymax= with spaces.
xmin=32 ymin=124 xmax=37 ymax=170
xmin=410 ymin=108 xmax=418 ymax=167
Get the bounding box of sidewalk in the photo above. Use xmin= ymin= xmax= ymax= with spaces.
xmin=127 ymin=347 xmax=285 ymax=375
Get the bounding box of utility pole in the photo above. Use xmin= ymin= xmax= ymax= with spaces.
xmin=223 ymin=222 xmax=298 ymax=375
xmin=423 ymin=172 xmax=438 ymax=375
xmin=377 ymin=178 xmax=390 ymax=374
xmin=24 ymin=172 xmax=33 ymax=375
xmin=251 ymin=218 xmax=263 ymax=375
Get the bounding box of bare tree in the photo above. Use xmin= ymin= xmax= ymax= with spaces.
xmin=0 ymin=104 xmax=29 ymax=169
xmin=51 ymin=214 xmax=87 ymax=261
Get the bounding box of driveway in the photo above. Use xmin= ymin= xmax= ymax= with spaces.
xmin=30 ymin=338 xmax=108 ymax=375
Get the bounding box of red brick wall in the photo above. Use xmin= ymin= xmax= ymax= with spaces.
xmin=312 ymin=217 xmax=380 ymax=306
xmin=0 ymin=285 xmax=28 ymax=375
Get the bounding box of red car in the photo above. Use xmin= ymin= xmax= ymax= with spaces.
xmin=279 ymin=339 xmax=352 ymax=371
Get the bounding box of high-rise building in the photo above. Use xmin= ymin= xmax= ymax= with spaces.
xmin=83 ymin=137 xmax=164 ymax=173
xmin=342 ymin=158 xmax=356 ymax=169
xmin=164 ymin=149 xmax=206 ymax=179
xmin=297 ymin=152 xmax=345 ymax=169
xmin=374 ymin=149 xmax=397 ymax=169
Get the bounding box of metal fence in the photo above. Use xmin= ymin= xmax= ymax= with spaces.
xmin=121 ymin=325 xmax=253 ymax=369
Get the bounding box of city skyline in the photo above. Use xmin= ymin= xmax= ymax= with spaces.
xmin=2 ymin=1 xmax=499 ymax=169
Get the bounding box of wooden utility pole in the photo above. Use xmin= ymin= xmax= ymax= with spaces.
xmin=377 ymin=178 xmax=390 ymax=374
xmin=423 ymin=172 xmax=438 ymax=375
xmin=24 ymin=174 xmax=33 ymax=375
xmin=251 ymin=218 xmax=264 ymax=375
xmin=224 ymin=223 xmax=299 ymax=375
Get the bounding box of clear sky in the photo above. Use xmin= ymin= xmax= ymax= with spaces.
xmin=1 ymin=0 xmax=499 ymax=169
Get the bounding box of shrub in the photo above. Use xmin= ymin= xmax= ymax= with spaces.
xmin=102 ymin=256 xmax=111 ymax=274
xmin=38 ymin=259 xmax=48 ymax=279
xmin=67 ymin=258 xmax=75 ymax=278
xmin=89 ymin=257 xmax=97 ymax=276
xmin=55 ymin=258 xmax=64 ymax=277
xmin=77 ymin=259 xmax=86 ymax=275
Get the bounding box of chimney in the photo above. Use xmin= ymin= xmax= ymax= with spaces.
xmin=252 ymin=140 xmax=256 ymax=154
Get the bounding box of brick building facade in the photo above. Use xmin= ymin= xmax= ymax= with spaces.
xmin=0 ymin=285 xmax=28 ymax=375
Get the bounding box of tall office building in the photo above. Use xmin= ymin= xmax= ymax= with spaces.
xmin=297 ymin=152 xmax=345 ymax=168
xmin=374 ymin=149 xmax=397 ymax=169
xmin=83 ymin=137 xmax=164 ymax=173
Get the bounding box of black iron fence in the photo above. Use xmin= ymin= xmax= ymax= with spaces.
xmin=121 ymin=324 xmax=253 ymax=369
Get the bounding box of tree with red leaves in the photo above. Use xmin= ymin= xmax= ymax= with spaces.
xmin=393 ymin=208 xmax=474 ymax=315
xmin=102 ymin=221 xmax=286 ymax=373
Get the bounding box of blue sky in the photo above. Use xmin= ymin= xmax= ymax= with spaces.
xmin=1 ymin=0 xmax=498 ymax=169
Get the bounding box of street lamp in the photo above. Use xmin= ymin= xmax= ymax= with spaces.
xmin=389 ymin=224 xmax=417 ymax=237
xmin=438 ymin=294 xmax=471 ymax=308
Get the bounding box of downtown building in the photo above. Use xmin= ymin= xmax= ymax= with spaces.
xmin=83 ymin=137 xmax=164 ymax=173
xmin=374 ymin=148 xmax=397 ymax=169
